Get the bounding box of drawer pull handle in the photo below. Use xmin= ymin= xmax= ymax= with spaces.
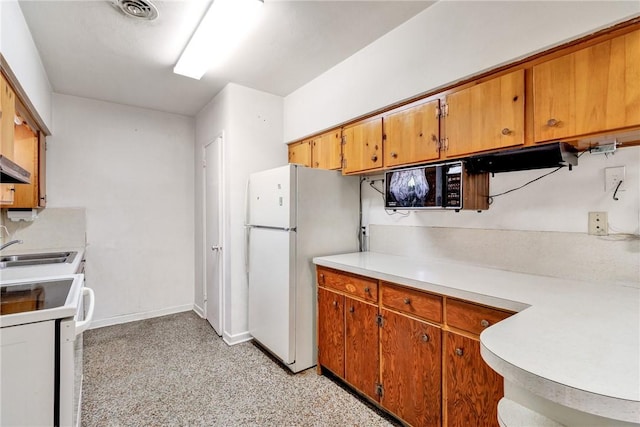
xmin=349 ymin=306 xmax=355 ymax=313
xmin=501 ymin=128 xmax=512 ymax=136
xmin=421 ymin=334 xmax=430 ymax=343
xmin=390 ymin=152 xmax=398 ymax=158
xmin=403 ymin=298 xmax=411 ymax=305
xmin=371 ymin=154 xmax=378 ymax=162
xmin=480 ymin=319 xmax=490 ymax=328
xmin=455 ymin=348 xmax=464 ymax=357
xmin=364 ymin=287 xmax=370 ymax=293
xmin=547 ymin=118 xmax=560 ymax=127
xmin=332 ymin=301 xmax=338 ymax=308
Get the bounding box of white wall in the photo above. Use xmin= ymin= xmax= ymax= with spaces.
xmin=0 ymin=1 xmax=52 ymax=130
xmin=282 ymin=1 xmax=640 ymax=286
xmin=195 ymin=83 xmax=285 ymax=343
xmin=284 ymin=1 xmax=640 ymax=142
xmin=47 ymin=93 xmax=195 ymax=326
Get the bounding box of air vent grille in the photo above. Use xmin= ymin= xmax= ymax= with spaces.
xmin=112 ymin=0 xmax=159 ymax=20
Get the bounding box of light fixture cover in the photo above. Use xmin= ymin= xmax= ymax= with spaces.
xmin=174 ymin=0 xmax=264 ymax=80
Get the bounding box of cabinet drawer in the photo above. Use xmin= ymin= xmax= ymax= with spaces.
xmin=317 ymin=267 xmax=378 ymax=302
xmin=446 ymin=298 xmax=513 ymax=336
xmin=381 ymin=282 xmax=442 ymax=324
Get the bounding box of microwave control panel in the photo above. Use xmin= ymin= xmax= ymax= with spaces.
xmin=444 ymin=164 xmax=463 ymax=208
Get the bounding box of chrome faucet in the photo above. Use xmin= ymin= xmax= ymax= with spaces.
xmin=0 ymin=239 xmax=23 ymax=251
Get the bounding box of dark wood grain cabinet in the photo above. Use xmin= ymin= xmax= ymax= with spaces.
xmin=380 ymin=308 xmax=442 ymax=426
xmin=317 ymin=287 xmax=345 ymax=377
xmin=345 ymin=297 xmax=379 ymax=401
xmin=316 ymin=266 xmax=513 ymax=426
xmin=445 ymin=332 xmax=503 ymax=427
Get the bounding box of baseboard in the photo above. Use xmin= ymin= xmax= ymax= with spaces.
xmin=193 ymin=303 xmax=205 ymax=318
xmin=223 ymin=330 xmax=253 ymax=346
xmin=89 ymin=304 xmax=194 ymax=329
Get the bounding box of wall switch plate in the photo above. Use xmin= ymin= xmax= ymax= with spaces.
xmin=588 ymin=212 xmax=608 ymax=236
xmin=605 ymin=166 xmax=625 ymax=192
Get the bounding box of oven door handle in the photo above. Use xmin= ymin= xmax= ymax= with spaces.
xmin=76 ymin=287 xmax=95 ymax=336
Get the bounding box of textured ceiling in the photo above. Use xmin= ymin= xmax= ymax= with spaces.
xmin=19 ymin=1 xmax=434 ymax=116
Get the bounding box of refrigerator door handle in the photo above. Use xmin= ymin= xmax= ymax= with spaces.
xmin=245 ymin=226 xmax=251 ymax=275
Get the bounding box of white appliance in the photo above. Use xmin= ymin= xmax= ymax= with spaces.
xmin=0 ymin=274 xmax=95 ymax=427
xmin=246 ymin=164 xmax=359 ymax=373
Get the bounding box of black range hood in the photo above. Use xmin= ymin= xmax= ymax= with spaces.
xmin=465 ymin=142 xmax=578 ymax=174
xmin=0 ymin=155 xmax=31 ymax=184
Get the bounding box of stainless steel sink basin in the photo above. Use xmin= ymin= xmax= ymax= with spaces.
xmin=0 ymin=251 xmax=77 ymax=269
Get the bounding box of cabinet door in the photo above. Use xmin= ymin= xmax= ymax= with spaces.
xmin=534 ymin=29 xmax=640 ymax=142
xmin=380 ymin=309 xmax=442 ymax=427
xmin=342 ymin=118 xmax=383 ymax=174
xmin=312 ymin=130 xmax=342 ymax=170
xmin=288 ymin=140 xmax=312 ymax=167
xmin=384 ymin=100 xmax=440 ymax=167
xmin=1 ymin=74 xmax=16 ymax=160
xmin=317 ymin=287 xmax=345 ymax=377
xmin=445 ymin=332 xmax=502 ymax=427
xmin=11 ymin=124 xmax=39 ymax=208
xmin=445 ymin=70 xmax=525 ymax=157
xmin=345 ymin=296 xmax=379 ymax=401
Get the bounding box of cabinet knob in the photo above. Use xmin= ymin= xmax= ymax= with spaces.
xmin=403 ymin=298 xmax=411 ymax=305
xmin=421 ymin=334 xmax=430 ymax=343
xmin=349 ymin=306 xmax=355 ymax=313
xmin=480 ymin=319 xmax=490 ymax=328
xmin=371 ymin=154 xmax=378 ymax=162
xmin=315 ymin=162 xmax=319 ymax=167
xmin=501 ymin=128 xmax=512 ymax=136
xmin=547 ymin=118 xmax=560 ymax=127
xmin=455 ymin=348 xmax=464 ymax=357
xmin=390 ymin=152 xmax=398 ymax=158
xmin=319 ymin=273 xmax=325 ymax=284
xmin=332 ymin=300 xmax=338 ymax=308
xmin=364 ymin=287 xmax=370 ymax=293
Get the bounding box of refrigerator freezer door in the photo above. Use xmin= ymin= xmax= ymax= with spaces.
xmin=247 ymin=165 xmax=296 ymax=229
xmin=248 ymin=227 xmax=296 ymax=365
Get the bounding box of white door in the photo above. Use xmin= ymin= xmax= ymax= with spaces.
xmin=247 ymin=164 xmax=296 ymax=229
xmin=205 ymin=137 xmax=223 ymax=335
xmin=248 ymin=227 xmax=296 ymax=364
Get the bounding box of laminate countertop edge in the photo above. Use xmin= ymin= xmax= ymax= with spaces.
xmin=313 ymin=251 xmax=640 ymax=424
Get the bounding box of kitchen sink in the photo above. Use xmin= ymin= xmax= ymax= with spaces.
xmin=0 ymin=251 xmax=77 ymax=269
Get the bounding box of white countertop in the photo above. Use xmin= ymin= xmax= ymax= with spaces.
xmin=313 ymin=251 xmax=640 ymax=424
xmin=0 ymin=247 xmax=85 ymax=281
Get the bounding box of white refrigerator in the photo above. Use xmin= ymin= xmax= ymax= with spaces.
xmin=246 ymin=164 xmax=359 ymax=373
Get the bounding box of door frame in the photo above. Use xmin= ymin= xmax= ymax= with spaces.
xmin=203 ymin=134 xmax=226 ymax=336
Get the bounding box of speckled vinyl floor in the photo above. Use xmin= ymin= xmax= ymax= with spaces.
xmin=82 ymin=311 xmax=397 ymax=426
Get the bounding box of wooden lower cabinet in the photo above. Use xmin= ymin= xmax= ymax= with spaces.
xmin=445 ymin=332 xmax=503 ymax=427
xmin=317 ymin=286 xmax=379 ymax=402
xmin=317 ymin=267 xmax=509 ymax=427
xmin=380 ymin=309 xmax=442 ymax=427
xmin=317 ymin=287 xmax=345 ymax=377
xmin=345 ymin=297 xmax=380 ymax=401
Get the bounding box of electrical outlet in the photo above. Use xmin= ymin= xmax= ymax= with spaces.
xmin=605 ymin=166 xmax=625 ymax=192
xmin=588 ymin=212 xmax=608 ymax=236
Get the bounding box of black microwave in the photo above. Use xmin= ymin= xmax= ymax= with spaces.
xmin=384 ymin=161 xmax=465 ymax=210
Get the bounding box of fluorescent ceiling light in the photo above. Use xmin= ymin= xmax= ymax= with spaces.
xmin=174 ymin=0 xmax=264 ymax=80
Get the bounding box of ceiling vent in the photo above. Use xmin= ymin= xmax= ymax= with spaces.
xmin=112 ymin=0 xmax=159 ymax=21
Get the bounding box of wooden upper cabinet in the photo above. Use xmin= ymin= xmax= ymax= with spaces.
xmin=533 ymin=29 xmax=640 ymax=143
xmin=384 ymin=100 xmax=440 ymax=167
xmin=287 ymin=140 xmax=312 ymax=167
xmin=342 ymin=117 xmax=383 ymax=174
xmin=10 ymin=124 xmax=42 ymax=208
xmin=1 ymin=73 xmax=16 ymax=160
xmin=311 ymin=129 xmax=342 ymax=170
xmin=444 ymin=70 xmax=525 ymax=158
